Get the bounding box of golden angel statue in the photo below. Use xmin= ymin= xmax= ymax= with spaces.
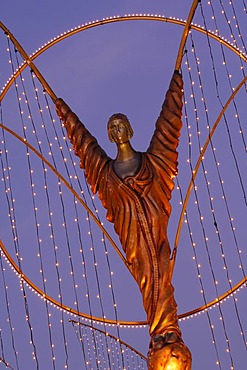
xmin=56 ymin=71 xmax=192 ymax=369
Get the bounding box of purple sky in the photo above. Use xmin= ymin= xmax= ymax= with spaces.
xmin=1 ymin=1 xmax=247 ymax=369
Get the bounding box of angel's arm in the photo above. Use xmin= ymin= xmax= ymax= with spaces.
xmin=55 ymin=98 xmax=111 ymax=193
xmin=147 ymin=71 xmax=183 ymax=177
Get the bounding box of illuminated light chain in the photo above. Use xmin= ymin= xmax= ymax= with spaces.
xmin=0 ymin=145 xmax=22 ymax=368
xmin=187 ymin=31 xmax=240 ymax=352
xmin=182 ymin=54 xmax=224 ymax=366
xmin=41 ymin=87 xmax=125 ymax=357
xmin=6 ymin=51 xmax=117 ymax=360
xmin=175 ymin=136 xmax=221 ymax=369
xmin=188 ymin=28 xmax=247 ymax=344
xmin=200 ymin=1 xmax=246 ymax=103
xmin=0 ymin=10 xmax=247 ymax=358
xmin=16 ymin=69 xmax=68 ymax=368
xmin=175 ymin=85 xmax=247 ymax=284
xmin=73 ymin=324 xmax=92 ymax=368
xmin=52 ymin=114 xmax=117 ymax=359
xmin=9 ymin=51 xmax=61 ymax=366
xmin=0 ymin=238 xmax=146 ymax=327
xmin=209 ymin=1 xmax=247 ymax=152
xmin=199 ymin=3 xmax=247 ymax=283
xmin=2 ymin=9 xmax=246 ymax=294
xmin=174 ymin=70 xmax=247 ymax=354
xmin=170 ymin=0 xmax=247 ymax=278
xmin=0 ymin=253 xmax=20 ymax=370
xmin=4 ymin=37 xmax=41 ymax=368
xmin=29 ymin=74 xmax=91 ymax=364
xmin=0 ymin=356 xmax=15 ymax=370
xmin=218 ymin=0 xmax=246 ymax=53
xmin=183 ymin=29 xmax=246 ymax=353
xmin=0 ymin=133 xmax=20 ymax=262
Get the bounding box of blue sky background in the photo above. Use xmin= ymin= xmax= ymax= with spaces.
xmin=1 ymin=1 xmax=247 ymax=369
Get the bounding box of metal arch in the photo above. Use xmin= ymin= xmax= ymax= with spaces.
xmin=1 ymin=238 xmax=246 ymax=325
xmin=1 ymin=15 xmax=247 ymax=102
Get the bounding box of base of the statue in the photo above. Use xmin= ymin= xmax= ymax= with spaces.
xmin=147 ymin=339 xmax=192 ymax=370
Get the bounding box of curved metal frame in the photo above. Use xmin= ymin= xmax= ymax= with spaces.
xmin=0 ymin=12 xmax=247 ymax=325
xmin=1 ymin=14 xmax=246 ymax=102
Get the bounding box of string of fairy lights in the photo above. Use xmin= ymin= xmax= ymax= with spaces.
xmin=174 ymin=2 xmax=246 ymax=367
xmin=11 ymin=39 xmax=126 ymax=368
xmin=182 ymin=54 xmax=235 ymax=368
xmin=201 ymin=0 xmax=247 ymax=283
xmin=1 ymin=27 xmax=131 ymax=369
xmin=201 ymin=3 xmax=247 ymax=349
xmin=16 ymin=51 xmax=67 ymax=369
xmin=3 ymin=36 xmax=41 ymax=369
xmin=0 ymin=3 xmax=247 ymax=369
xmin=70 ymin=320 xmax=147 ymax=369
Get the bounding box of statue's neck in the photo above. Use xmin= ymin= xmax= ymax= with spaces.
xmin=116 ymin=141 xmax=136 ymax=162
xmin=113 ymin=141 xmax=141 ymax=180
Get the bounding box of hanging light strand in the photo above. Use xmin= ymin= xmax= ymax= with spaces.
xmin=43 ymin=82 xmax=125 ymax=365
xmin=5 ymin=34 xmax=40 ymax=369
xmin=11 ymin=54 xmax=60 ymax=368
xmin=183 ymin=48 xmax=235 ymax=366
xmin=208 ymin=1 xmax=247 ymax=151
xmin=190 ymin=31 xmax=247 ymax=349
xmin=0 ymin=99 xmax=20 ymax=369
xmin=178 ymin=91 xmax=223 ymax=368
xmin=0 ymin=253 xmax=20 ymax=370
xmin=200 ymin=0 xmax=247 ymax=281
xmin=43 ymin=90 xmax=115 ymax=367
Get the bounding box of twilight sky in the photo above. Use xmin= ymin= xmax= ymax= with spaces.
xmin=0 ymin=1 xmax=247 ymax=369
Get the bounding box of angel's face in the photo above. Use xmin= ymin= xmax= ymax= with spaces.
xmin=108 ymin=119 xmax=131 ymax=144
